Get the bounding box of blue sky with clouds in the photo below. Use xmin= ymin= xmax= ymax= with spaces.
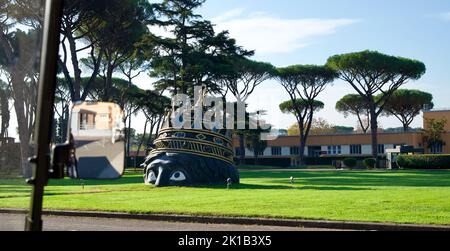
xmin=187 ymin=0 xmax=450 ymax=130
xmin=4 ymin=1 xmax=449 ymax=138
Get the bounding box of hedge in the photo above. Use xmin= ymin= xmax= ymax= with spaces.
xmin=343 ymin=158 xmax=357 ymax=169
xmin=396 ymin=154 xmax=450 ymax=170
xmin=363 ymin=158 xmax=376 ymax=169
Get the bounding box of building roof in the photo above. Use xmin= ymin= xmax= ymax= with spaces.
xmin=424 ymin=109 xmax=450 ymax=113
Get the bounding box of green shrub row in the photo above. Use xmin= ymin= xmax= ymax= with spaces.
xmin=396 ymin=154 xmax=450 ymax=170
xmin=342 ymin=158 xmax=378 ymax=169
xmin=343 ymin=158 xmax=357 ymax=169
xmin=363 ymin=158 xmax=377 ymax=169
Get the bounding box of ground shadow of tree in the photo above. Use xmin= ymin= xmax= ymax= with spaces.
xmin=203 ymin=183 xmax=372 ymax=191
xmin=4 ymin=170 xmax=449 ymax=194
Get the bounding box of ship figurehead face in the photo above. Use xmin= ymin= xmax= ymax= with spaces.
xmin=143 ymin=128 xmax=239 ymax=187
xmin=144 ymin=154 xmax=192 ymax=186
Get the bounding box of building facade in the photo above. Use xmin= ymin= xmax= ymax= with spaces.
xmin=233 ymin=110 xmax=450 ymax=167
xmin=71 ymin=102 xmax=125 ymax=138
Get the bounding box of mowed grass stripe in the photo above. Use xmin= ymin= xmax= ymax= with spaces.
xmin=1 ymin=170 xmax=449 ymax=225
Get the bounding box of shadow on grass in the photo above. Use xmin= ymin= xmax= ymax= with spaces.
xmin=241 ymin=170 xmax=450 ymax=188
xmin=45 ymin=170 xmax=450 ymax=189
xmin=196 ymin=183 xmax=372 ymax=191
xmin=47 ymin=175 xmax=144 ymax=187
xmin=0 ymin=187 xmax=31 ymax=198
xmin=3 ymin=170 xmax=449 ymax=192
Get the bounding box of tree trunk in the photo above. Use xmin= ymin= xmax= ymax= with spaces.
xmin=154 ymin=115 xmax=163 ymax=137
xmin=135 ymin=120 xmax=148 ymax=165
xmin=146 ymin=120 xmax=156 ymax=147
xmin=297 ymin=121 xmax=307 ymax=166
xmin=15 ymin=112 xmax=32 ymax=178
xmin=80 ymin=50 xmax=104 ymax=101
xmin=369 ymin=107 xmax=379 ymax=168
xmin=253 ymin=142 xmax=258 ymax=165
xmin=61 ymin=104 xmax=69 ymax=142
xmin=66 ymin=32 xmax=81 ymax=101
xmin=104 ymin=62 xmax=114 ymax=101
xmin=239 ymin=133 xmax=245 ymax=165
xmin=144 ymin=117 xmax=162 ymax=150
xmin=403 ymin=122 xmax=409 ymax=132
xmin=298 ymin=135 xmax=307 ymax=166
xmin=0 ymin=90 xmax=10 ymax=138
xmin=126 ymin=110 xmax=132 ymax=158
xmin=11 ymin=73 xmax=32 ymax=178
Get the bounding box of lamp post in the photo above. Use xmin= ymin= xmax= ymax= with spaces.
xmin=227 ymin=178 xmax=232 ymax=189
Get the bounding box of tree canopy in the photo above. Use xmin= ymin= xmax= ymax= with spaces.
xmin=275 ymin=64 xmax=336 ymax=164
xmin=326 ymin=50 xmax=426 ymax=161
xmin=58 ymin=0 xmax=152 ymax=101
xmin=327 ymin=50 xmax=426 ymax=87
xmin=276 ymin=65 xmax=338 ymax=94
xmin=0 ymin=1 xmax=44 ymax=177
xmin=381 ymin=89 xmax=433 ymax=132
xmin=146 ymin=0 xmax=252 ymax=96
xmin=336 ymin=94 xmax=371 ymax=133
xmin=219 ymin=57 xmax=275 ymax=102
xmin=279 ymin=99 xmax=325 ymax=115
xmin=423 ymin=118 xmax=447 ymax=152
xmin=327 ymin=50 xmax=426 ymax=113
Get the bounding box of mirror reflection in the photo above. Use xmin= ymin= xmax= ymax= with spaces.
xmin=70 ymin=102 xmax=125 ymax=179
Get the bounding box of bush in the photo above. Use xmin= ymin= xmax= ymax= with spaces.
xmin=396 ymin=154 xmax=450 ymax=170
xmin=363 ymin=158 xmax=377 ymax=169
xmin=343 ymin=158 xmax=357 ymax=169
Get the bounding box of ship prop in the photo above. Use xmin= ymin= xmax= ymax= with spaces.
xmin=142 ymin=113 xmax=240 ymax=187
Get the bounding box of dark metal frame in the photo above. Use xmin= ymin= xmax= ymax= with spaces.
xmin=25 ymin=0 xmax=63 ymax=231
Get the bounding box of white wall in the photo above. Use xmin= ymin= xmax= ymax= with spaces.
xmin=263 ymin=148 xmax=271 ymax=157
xmin=341 ymin=145 xmax=350 ymax=155
xmin=242 ymin=144 xmax=393 ymax=157
xmin=362 ymin=145 xmax=372 ymax=155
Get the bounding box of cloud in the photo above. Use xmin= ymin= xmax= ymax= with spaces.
xmin=441 ymin=12 xmax=450 ymax=21
xmin=212 ymin=10 xmax=358 ymax=54
xmin=212 ymin=8 xmax=245 ymax=23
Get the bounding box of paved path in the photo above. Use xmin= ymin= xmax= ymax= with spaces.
xmin=0 ymin=213 xmax=344 ymax=231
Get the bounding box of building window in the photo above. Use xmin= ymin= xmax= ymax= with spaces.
xmin=378 ymin=144 xmax=385 ymax=154
xmin=430 ymin=143 xmax=443 ymax=154
xmin=327 ymin=145 xmax=341 ymax=155
xmin=271 ymin=147 xmax=282 ymax=156
xmin=308 ymin=146 xmax=322 ymax=157
xmin=350 ymin=145 xmax=362 ymax=155
xmin=394 ymin=144 xmax=405 ymax=149
xmin=290 ymin=146 xmax=299 ymax=155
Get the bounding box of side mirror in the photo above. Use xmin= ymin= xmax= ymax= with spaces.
xmin=67 ymin=101 xmax=125 ymax=180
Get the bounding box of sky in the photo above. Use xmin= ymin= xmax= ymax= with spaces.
xmin=125 ymin=0 xmax=450 ymax=131
xmin=5 ymin=0 xmax=450 ymax=138
xmin=136 ymin=0 xmax=450 ymax=132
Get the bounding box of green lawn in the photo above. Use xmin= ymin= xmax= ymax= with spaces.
xmin=238 ymin=165 xmax=334 ymax=170
xmin=1 ymin=169 xmax=450 ymax=225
